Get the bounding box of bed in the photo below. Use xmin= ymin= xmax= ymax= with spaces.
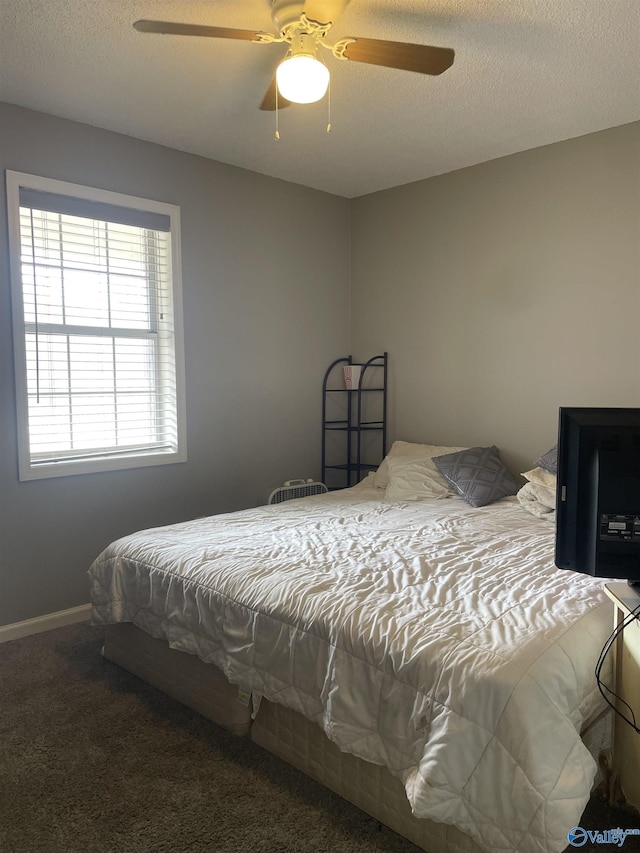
xmin=88 ymin=442 xmax=613 ymax=853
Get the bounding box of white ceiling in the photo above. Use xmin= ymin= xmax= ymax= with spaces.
xmin=1 ymin=0 xmax=639 ymax=198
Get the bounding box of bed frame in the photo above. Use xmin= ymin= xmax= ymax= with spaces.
xmin=103 ymin=622 xmax=487 ymax=853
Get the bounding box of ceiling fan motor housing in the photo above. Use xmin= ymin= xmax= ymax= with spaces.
xmin=271 ymin=0 xmax=308 ymax=35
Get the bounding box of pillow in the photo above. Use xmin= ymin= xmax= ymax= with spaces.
xmin=433 ymin=446 xmax=519 ymax=508
xmin=517 ymin=481 xmax=556 ymax=517
xmin=374 ymin=441 xmax=468 ymax=490
xmin=521 ymin=466 xmax=557 ymax=490
xmin=384 ymin=456 xmax=452 ymax=501
xmin=534 ymin=445 xmax=557 ymax=474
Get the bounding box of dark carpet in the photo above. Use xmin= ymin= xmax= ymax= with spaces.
xmin=0 ymin=622 xmax=638 ymax=853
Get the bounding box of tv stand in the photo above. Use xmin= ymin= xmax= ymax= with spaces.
xmin=603 ymin=583 xmax=640 ymax=811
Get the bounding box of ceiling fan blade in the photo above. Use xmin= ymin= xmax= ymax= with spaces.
xmin=303 ymin=0 xmax=351 ymax=27
xmin=342 ymin=37 xmax=454 ymax=75
xmin=133 ymin=20 xmax=265 ymax=42
xmin=259 ymin=78 xmax=292 ymax=111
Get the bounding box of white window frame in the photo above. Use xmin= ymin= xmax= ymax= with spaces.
xmin=6 ymin=171 xmax=187 ymax=481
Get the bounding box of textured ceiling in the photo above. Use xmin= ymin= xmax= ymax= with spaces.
xmin=1 ymin=0 xmax=639 ymax=198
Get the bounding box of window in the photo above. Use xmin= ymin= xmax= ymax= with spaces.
xmin=6 ymin=171 xmax=187 ymax=480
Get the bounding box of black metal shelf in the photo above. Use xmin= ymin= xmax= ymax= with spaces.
xmin=321 ymin=353 xmax=388 ymax=490
xmin=324 ymin=388 xmax=384 ymax=393
xmin=324 ymin=462 xmax=380 ymax=471
xmin=324 ymin=423 xmax=384 ymax=432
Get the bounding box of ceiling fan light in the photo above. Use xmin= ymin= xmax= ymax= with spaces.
xmin=276 ymin=54 xmax=329 ymax=104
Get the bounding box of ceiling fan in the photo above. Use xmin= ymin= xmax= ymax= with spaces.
xmin=134 ymin=0 xmax=455 ymax=111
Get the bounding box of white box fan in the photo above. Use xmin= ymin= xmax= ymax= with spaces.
xmin=267 ymin=479 xmax=328 ymax=505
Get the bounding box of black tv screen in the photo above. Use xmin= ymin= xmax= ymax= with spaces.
xmin=555 ymin=407 xmax=640 ymax=585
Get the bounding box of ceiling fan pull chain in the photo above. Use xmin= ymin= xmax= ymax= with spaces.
xmin=275 ymin=86 xmax=280 ymax=140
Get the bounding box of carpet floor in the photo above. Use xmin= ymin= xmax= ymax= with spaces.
xmin=0 ymin=621 xmax=638 ymax=853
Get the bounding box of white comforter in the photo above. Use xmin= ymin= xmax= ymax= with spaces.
xmin=88 ymin=484 xmax=612 ymax=853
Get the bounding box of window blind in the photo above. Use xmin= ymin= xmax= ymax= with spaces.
xmin=11 ymin=177 xmax=185 ymax=476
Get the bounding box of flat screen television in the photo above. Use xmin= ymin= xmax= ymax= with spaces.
xmin=555 ymin=407 xmax=640 ymax=588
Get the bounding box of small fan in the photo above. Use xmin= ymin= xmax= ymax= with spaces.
xmin=134 ymin=0 xmax=454 ymax=111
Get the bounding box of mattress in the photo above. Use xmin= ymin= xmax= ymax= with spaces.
xmin=89 ymin=482 xmax=613 ymax=853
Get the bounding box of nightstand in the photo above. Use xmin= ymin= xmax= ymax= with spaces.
xmin=603 ymin=582 xmax=640 ymax=810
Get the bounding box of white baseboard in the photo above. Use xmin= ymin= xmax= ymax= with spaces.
xmin=0 ymin=603 xmax=92 ymax=644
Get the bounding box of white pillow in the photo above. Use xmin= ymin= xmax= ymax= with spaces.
xmin=374 ymin=441 xmax=468 ymax=490
xmin=384 ymin=456 xmax=451 ymax=501
xmin=521 ymin=466 xmax=557 ymax=490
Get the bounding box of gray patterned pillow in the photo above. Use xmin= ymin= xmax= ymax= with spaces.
xmin=433 ymin=446 xmax=519 ymax=508
xmin=534 ymin=445 xmax=558 ymax=474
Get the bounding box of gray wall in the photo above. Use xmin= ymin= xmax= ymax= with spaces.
xmin=0 ymin=103 xmax=351 ymax=626
xmin=350 ymin=122 xmax=640 ymax=476
xmin=2 ymin=105 xmax=639 ymax=629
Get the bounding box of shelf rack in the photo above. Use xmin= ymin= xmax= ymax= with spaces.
xmin=321 ymin=353 xmax=387 ymax=490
